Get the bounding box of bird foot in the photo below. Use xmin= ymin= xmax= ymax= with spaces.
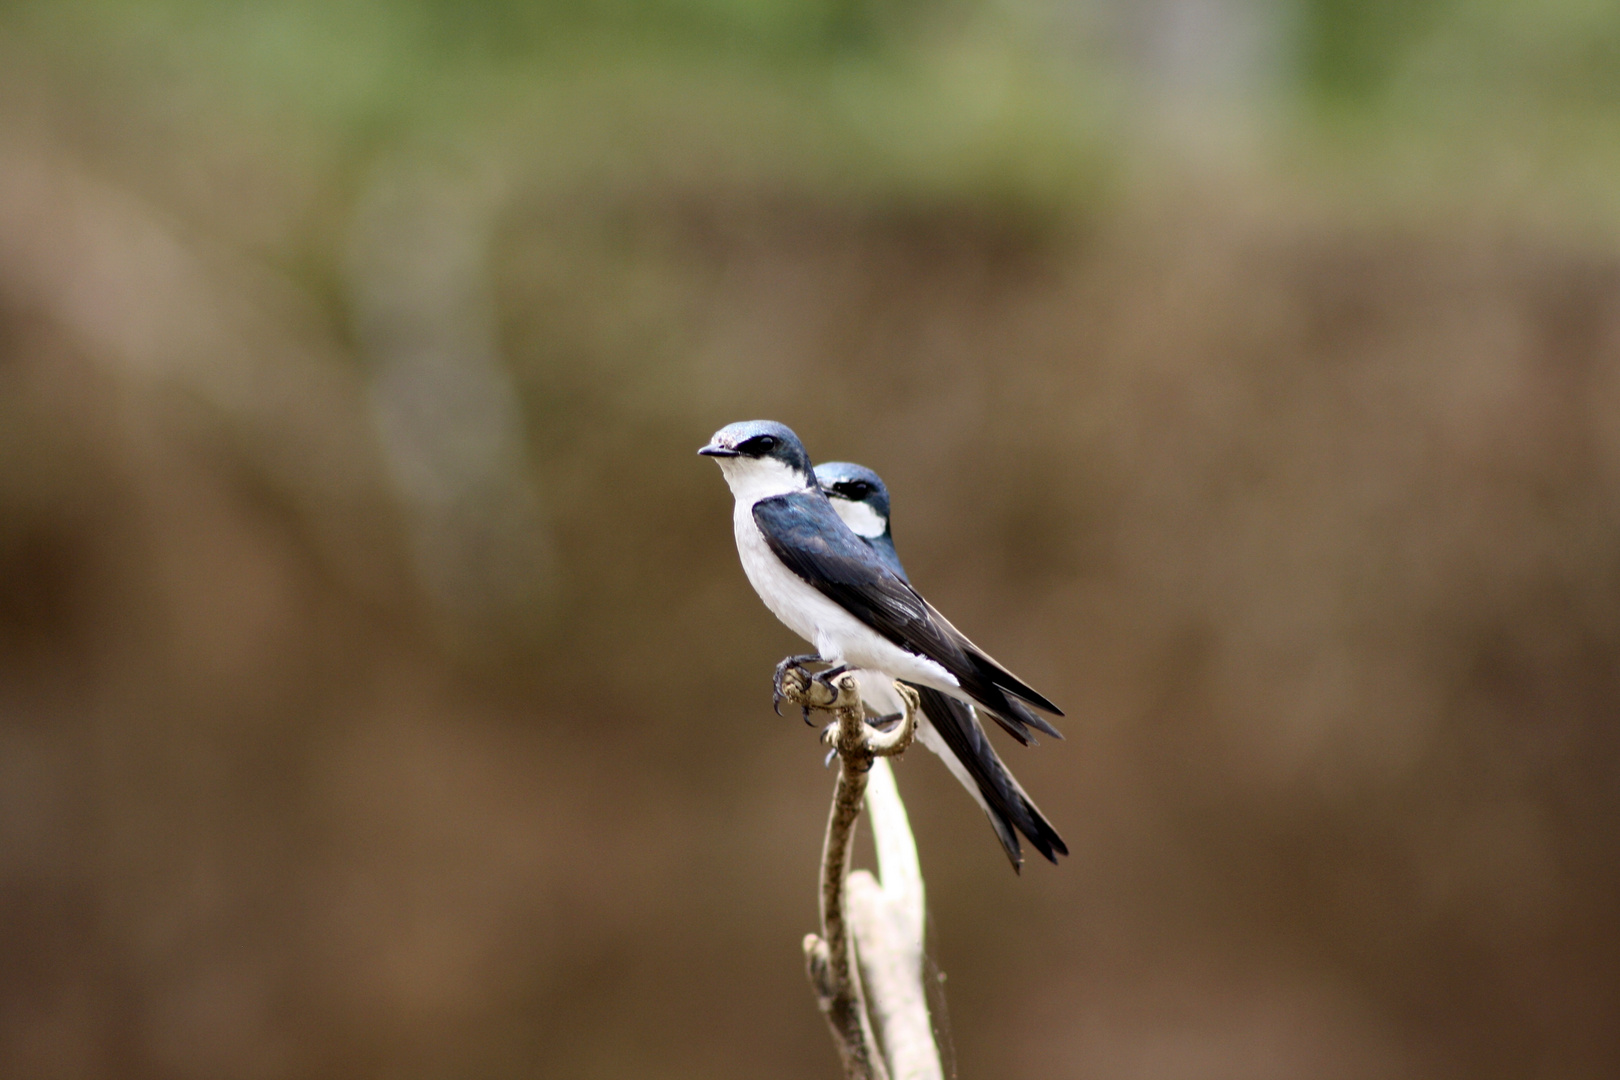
xmin=811 ymin=664 xmax=850 ymax=698
xmin=864 ymin=711 xmax=903 ymax=732
xmin=775 ymin=655 xmax=859 ymax=717
xmin=772 ymin=653 xmax=823 ymax=717
xmin=815 ymin=683 xmax=920 ymax=762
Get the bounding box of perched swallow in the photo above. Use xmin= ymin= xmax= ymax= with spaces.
xmin=700 ymin=421 xmax=1067 ymax=865
xmin=817 ymin=461 xmax=1066 ymax=868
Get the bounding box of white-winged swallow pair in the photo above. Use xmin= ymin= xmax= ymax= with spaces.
xmin=700 ymin=420 xmax=1067 ymax=870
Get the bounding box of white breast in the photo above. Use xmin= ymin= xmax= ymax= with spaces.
xmin=732 ymin=500 xmax=826 ymax=644
xmin=830 ymin=497 xmax=887 ymax=539
xmin=715 ymin=455 xmax=806 ymax=503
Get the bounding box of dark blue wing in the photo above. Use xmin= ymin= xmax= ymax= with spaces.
xmin=865 ymin=535 xmax=908 ymax=584
xmin=911 ymin=685 xmax=1068 ymax=868
xmin=752 ymin=492 xmax=1064 ymax=736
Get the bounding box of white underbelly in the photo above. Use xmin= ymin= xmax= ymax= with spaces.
xmin=733 ymin=503 xmax=824 ymax=643
xmin=853 ymin=669 xmax=908 ymax=716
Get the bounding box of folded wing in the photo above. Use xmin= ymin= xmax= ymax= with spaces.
xmin=753 ymin=492 xmax=1063 ymax=743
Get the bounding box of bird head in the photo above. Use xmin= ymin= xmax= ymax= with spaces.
xmin=699 ymin=420 xmax=815 ymax=500
xmin=814 ymin=461 xmax=892 ymax=539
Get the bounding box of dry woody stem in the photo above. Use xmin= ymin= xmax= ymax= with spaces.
xmin=781 ymin=667 xmax=943 ymax=1080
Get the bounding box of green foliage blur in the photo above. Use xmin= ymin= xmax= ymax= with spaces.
xmin=8 ymin=0 xmax=1620 ymax=217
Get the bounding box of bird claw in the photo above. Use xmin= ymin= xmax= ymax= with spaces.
xmin=810 ymin=663 xmax=849 ymax=698
xmin=773 ymin=653 xmax=822 ymax=716
xmin=773 ymin=655 xmax=862 ymax=730
xmin=865 ymin=711 xmax=903 ymax=732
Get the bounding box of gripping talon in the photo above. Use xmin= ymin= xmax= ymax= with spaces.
xmin=774 ymin=653 xmax=822 ymax=682
xmin=810 ymin=663 xmax=851 ymax=701
xmin=772 ymin=652 xmax=823 ymax=717
xmin=865 ymin=712 xmax=903 ymax=732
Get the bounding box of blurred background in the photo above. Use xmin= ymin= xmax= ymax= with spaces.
xmin=2 ymin=1 xmax=1619 ymax=1077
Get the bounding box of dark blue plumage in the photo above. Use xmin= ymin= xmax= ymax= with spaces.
xmin=814 ymin=461 xmax=904 ymax=580
xmin=699 ymin=420 xmax=1066 ymax=869
xmin=752 ymin=492 xmax=1063 ymax=743
xmin=816 ymin=462 xmax=1068 ymax=869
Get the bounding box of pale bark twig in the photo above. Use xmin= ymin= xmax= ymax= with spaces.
xmin=781 ymin=666 xmax=940 ymax=1080
xmin=848 ymin=757 xmax=943 ymax=1080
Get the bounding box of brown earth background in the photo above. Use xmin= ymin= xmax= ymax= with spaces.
xmin=2 ymin=3 xmax=1618 ymax=1078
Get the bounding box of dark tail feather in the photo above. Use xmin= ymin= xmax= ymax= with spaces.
xmin=969 ymin=653 xmax=1064 ymax=718
xmin=954 ymin=655 xmax=1064 ymax=742
xmin=981 ymin=702 xmax=1033 ymax=746
xmin=1017 ymin=791 xmax=1068 ymax=863
xmin=1001 ymin=695 xmax=1065 ymax=741
xmin=910 ymin=685 xmax=1067 ymax=870
xmin=973 ymin=688 xmax=1064 ymax=745
xmin=983 ymin=799 xmax=1025 ymax=872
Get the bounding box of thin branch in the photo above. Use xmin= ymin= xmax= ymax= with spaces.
xmin=782 ymin=667 xmax=937 ymax=1080
xmin=848 ymin=756 xmax=943 ymax=1080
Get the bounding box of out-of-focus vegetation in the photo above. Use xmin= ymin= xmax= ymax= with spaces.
xmin=3 ymin=2 xmax=1619 ymax=1079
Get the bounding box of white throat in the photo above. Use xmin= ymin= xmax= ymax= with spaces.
xmin=829 ymin=496 xmax=888 ymax=539
xmin=716 ymin=456 xmax=812 ymax=504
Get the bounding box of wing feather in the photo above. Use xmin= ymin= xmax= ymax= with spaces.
xmin=753 ymin=493 xmax=1063 ymax=735
xmin=912 ymin=685 xmax=1068 ymax=868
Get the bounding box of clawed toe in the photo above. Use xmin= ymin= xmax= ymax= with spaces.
xmin=775 ymin=653 xmax=822 ymax=677
xmin=772 ymin=652 xmax=822 ymax=716
xmin=865 ymin=712 xmax=902 ymax=732
xmin=811 ymin=663 xmax=850 ymax=694
xmin=770 ymin=654 xmax=859 ymax=721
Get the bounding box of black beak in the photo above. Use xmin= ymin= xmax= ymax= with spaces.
xmin=698 ymin=442 xmax=739 ymax=457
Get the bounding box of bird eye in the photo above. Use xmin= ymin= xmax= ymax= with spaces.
xmin=738 ymin=435 xmax=778 ymax=456
xmin=849 ymin=482 xmax=871 ymax=498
